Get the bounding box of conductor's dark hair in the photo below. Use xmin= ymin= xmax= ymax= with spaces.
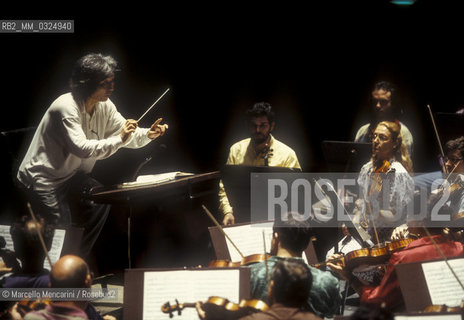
xmin=445 ymin=136 xmax=464 ymax=159
xmin=246 ymin=102 xmax=275 ymax=123
xmin=273 ymin=213 xmax=313 ymax=254
xmin=271 ymin=259 xmax=312 ymax=307
xmin=70 ymin=53 xmax=119 ymax=103
xmin=10 ymin=215 xmax=54 ymax=262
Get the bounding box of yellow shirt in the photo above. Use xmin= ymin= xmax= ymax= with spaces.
xmin=219 ymin=135 xmax=301 ymax=216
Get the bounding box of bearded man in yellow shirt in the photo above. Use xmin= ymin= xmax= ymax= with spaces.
xmin=219 ymin=102 xmax=301 ymax=225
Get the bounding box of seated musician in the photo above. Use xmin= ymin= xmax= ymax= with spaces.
xmin=353 ymin=121 xmax=414 ymax=245
xmin=0 ymin=215 xmax=106 ymax=320
xmin=436 ymin=136 xmax=464 ymax=220
xmin=248 ymin=214 xmax=341 ymax=318
xmin=219 ymin=102 xmax=301 ymax=225
xmin=239 ymin=259 xmax=322 ymax=320
xmin=23 ymin=255 xmax=112 ymax=320
xmin=195 ymin=259 xmax=322 ymax=320
xmin=393 ymin=136 xmax=464 ymax=240
xmin=327 ymin=218 xmax=464 ymax=311
xmin=1 ymin=215 xmax=54 ymax=288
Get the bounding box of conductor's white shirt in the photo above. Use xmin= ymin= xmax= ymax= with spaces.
xmin=18 ymin=93 xmax=151 ymax=191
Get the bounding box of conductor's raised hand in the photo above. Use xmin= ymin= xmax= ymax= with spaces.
xmin=147 ymin=118 xmax=169 ymax=140
xmin=120 ymin=119 xmax=138 ymax=143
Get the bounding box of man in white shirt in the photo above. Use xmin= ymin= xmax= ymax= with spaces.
xmin=354 ymin=81 xmax=413 ymax=156
xmin=17 ymin=53 xmax=168 ymax=256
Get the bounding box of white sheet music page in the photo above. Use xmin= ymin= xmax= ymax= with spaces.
xmin=223 ymin=222 xmax=274 ymax=262
xmin=143 ymin=269 xmax=241 ymax=320
xmin=421 ymin=258 xmax=464 ymax=307
xmin=43 ymin=229 xmax=66 ymax=270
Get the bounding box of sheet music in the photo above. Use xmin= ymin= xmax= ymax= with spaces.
xmin=43 ymin=229 xmax=66 ymax=270
xmin=421 ymin=258 xmax=464 ymax=307
xmin=0 ymin=225 xmax=65 ymax=270
xmin=222 ymin=222 xmax=310 ymax=263
xmin=122 ymin=171 xmax=194 ymax=187
xmin=395 ymin=315 xmax=461 ymax=320
xmin=143 ymin=269 xmax=240 ymax=320
xmin=223 ymin=222 xmax=275 ymax=262
xmin=0 ymin=225 xmax=14 ymax=250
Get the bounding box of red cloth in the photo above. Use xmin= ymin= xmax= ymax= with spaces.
xmin=359 ymin=235 xmax=464 ymax=309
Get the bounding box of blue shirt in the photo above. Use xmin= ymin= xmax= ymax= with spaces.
xmin=248 ymin=256 xmax=341 ymax=318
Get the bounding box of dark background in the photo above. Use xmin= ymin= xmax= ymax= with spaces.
xmin=1 ymin=1 xmax=463 ymax=272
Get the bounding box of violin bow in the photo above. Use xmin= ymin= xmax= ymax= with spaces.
xmin=365 ymin=201 xmax=381 ymax=246
xmin=427 ymin=104 xmax=448 ymax=175
xmin=26 ymin=202 xmax=53 ymax=268
xmin=262 ymin=230 xmax=269 ymax=283
xmin=201 ymin=205 xmax=245 ymax=259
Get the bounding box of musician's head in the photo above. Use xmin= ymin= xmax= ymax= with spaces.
xmin=10 ymin=215 xmax=54 ymax=266
xmin=50 ymin=255 xmax=91 ymax=289
xmin=372 ymin=121 xmax=413 ymax=173
xmin=70 ymin=53 xmax=119 ymax=104
xmin=444 ymin=136 xmax=464 ymax=174
xmin=271 ymin=212 xmax=313 ymax=257
xmin=370 ymin=81 xmax=402 ymax=121
xmin=268 ymin=259 xmax=312 ymax=308
xmin=246 ymin=102 xmax=275 ymax=145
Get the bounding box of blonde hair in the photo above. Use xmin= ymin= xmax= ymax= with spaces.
xmin=376 ymin=121 xmax=413 ymax=173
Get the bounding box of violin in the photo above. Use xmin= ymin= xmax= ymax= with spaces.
xmin=161 ymin=296 xmax=269 ymax=319
xmin=424 ymin=303 xmax=463 ymax=313
xmin=369 ymin=160 xmax=391 ymax=196
xmin=208 ymin=254 xmax=272 ymax=268
xmin=15 ymin=298 xmax=51 ymax=318
xmin=360 ymin=160 xmax=393 ymax=241
xmin=316 ymin=238 xmax=414 ymax=270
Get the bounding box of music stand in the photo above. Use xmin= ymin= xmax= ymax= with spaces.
xmin=220 ymin=165 xmax=300 ymax=223
xmin=123 ymin=267 xmax=251 ymax=319
xmin=321 ymin=140 xmax=371 ymax=173
xmin=395 ymin=257 xmax=464 ymax=312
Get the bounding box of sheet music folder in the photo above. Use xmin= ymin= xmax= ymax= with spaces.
xmin=321 ymin=140 xmax=371 ymax=172
xmin=123 ymin=267 xmax=251 ymax=320
xmin=221 ymin=165 xmax=299 ymax=223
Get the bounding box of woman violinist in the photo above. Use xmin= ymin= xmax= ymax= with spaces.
xmin=330 ymin=121 xmax=414 ymax=288
xmin=353 ymin=121 xmax=414 ymax=245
